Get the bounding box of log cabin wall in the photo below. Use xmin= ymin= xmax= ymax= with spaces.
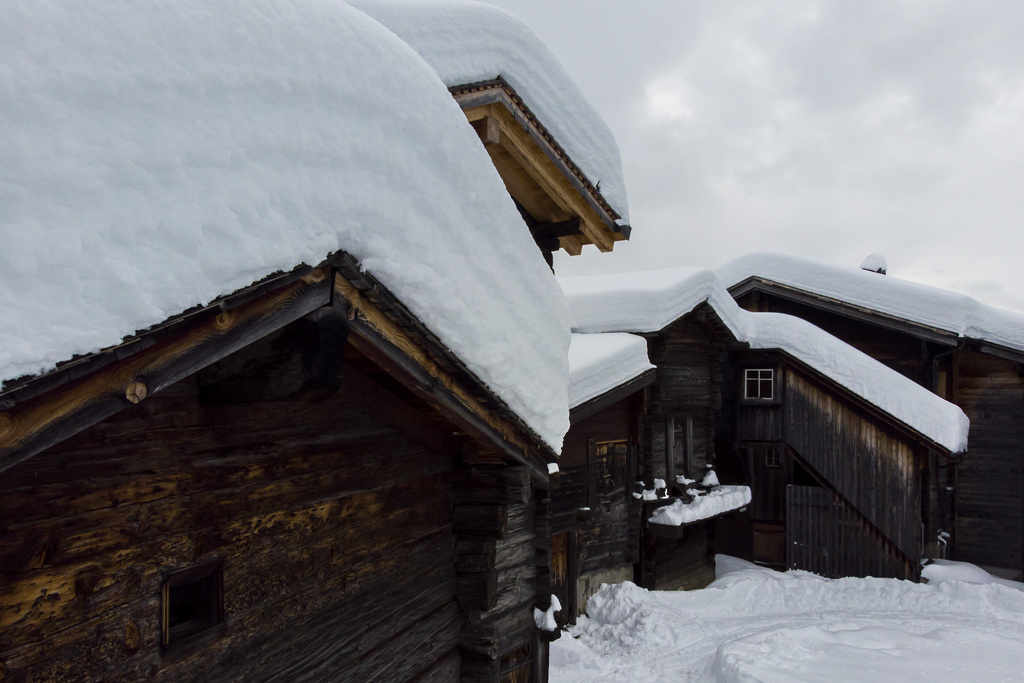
xmin=0 ymin=321 xmax=468 ymax=682
xmin=644 ymin=315 xmax=726 ymax=485
xmin=783 ymin=368 xmax=923 ymax=565
xmin=954 ymin=350 xmax=1024 ymax=570
xmin=635 ymin=312 xmax=728 ymax=590
xmin=552 ymin=396 xmax=640 ymax=620
xmin=452 ymin=464 xmax=545 ymax=682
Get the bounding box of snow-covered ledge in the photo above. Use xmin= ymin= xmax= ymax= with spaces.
xmin=648 ymin=486 xmax=752 ymax=528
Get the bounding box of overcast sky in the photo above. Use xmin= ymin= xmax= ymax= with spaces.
xmin=481 ymin=0 xmax=1024 ymax=313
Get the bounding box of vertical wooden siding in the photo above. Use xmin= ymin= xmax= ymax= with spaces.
xmin=784 ymin=370 xmax=922 ymax=563
xmin=787 ymin=485 xmax=916 ymax=580
xmin=955 ymin=351 xmax=1024 ymax=570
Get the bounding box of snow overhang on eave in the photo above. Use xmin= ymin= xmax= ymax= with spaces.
xmin=450 ymin=79 xmax=629 ymax=256
xmin=728 ymin=277 xmax=961 ymax=348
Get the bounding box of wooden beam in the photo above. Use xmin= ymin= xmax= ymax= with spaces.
xmin=333 ymin=273 xmax=551 ymax=483
xmin=529 ymin=218 xmax=582 ymax=241
xmin=471 ymin=115 xmax=501 ymax=147
xmin=486 ymin=103 xmax=615 ymax=252
xmin=0 ymin=270 xmax=332 ymax=474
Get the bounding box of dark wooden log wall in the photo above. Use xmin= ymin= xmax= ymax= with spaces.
xmin=644 ymin=317 xmax=725 ymax=483
xmin=454 ymin=465 xmax=541 ymax=683
xmin=954 ymin=350 xmax=1024 ymax=570
xmin=784 ymin=369 xmax=923 ymax=563
xmin=638 ymin=523 xmax=713 ymax=591
xmin=633 ymin=315 xmax=728 ymax=591
xmin=0 ymin=324 xmax=464 ymax=682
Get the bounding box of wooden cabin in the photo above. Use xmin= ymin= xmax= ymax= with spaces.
xmin=560 ymin=269 xmax=966 ymax=588
xmin=640 ymin=303 xmax=957 ymax=582
xmin=728 ymin=259 xmax=1024 ymax=575
xmin=0 ymin=257 xmax=562 ymax=682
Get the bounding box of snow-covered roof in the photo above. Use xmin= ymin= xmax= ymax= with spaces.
xmin=568 ymin=333 xmax=654 ymax=409
xmin=0 ymin=0 xmax=571 ymax=450
xmin=348 ymin=0 xmax=629 ymax=224
xmin=559 ymin=268 xmax=969 ymax=453
xmin=717 ymin=252 xmax=1024 ymax=356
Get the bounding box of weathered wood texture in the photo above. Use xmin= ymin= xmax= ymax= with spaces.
xmin=787 ymin=485 xmax=917 ymax=580
xmin=0 ymin=324 xmax=464 ymax=682
xmin=640 ymin=522 xmax=714 ymax=591
xmin=0 ymin=271 xmax=332 ymax=474
xmin=459 ymin=496 xmax=538 ymax=683
xmin=785 ymin=369 xmax=923 ymax=562
xmin=644 ymin=317 xmax=725 ymax=482
xmin=954 ymin=351 xmax=1024 ymax=569
xmin=553 ymin=398 xmax=640 ymax=622
xmin=737 ymin=289 xmax=1024 ymax=572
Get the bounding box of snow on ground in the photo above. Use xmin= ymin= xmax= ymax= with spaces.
xmin=560 ymin=268 xmax=969 ymax=453
xmin=348 ymin=0 xmax=629 ymax=222
xmin=568 ymin=333 xmax=653 ymax=408
xmin=0 ymin=0 xmax=577 ymax=449
xmin=717 ymin=252 xmax=1024 ymax=355
xmin=552 ymin=556 xmax=1024 ymax=682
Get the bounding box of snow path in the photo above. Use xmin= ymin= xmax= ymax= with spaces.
xmin=552 ymin=559 xmax=1024 ymax=682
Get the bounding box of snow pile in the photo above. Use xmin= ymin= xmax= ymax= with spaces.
xmin=923 ymin=559 xmax=1024 ymax=591
xmin=717 ymin=252 xmax=1024 ymax=355
xmin=552 ymin=557 xmax=1024 ymax=682
xmin=860 ymin=252 xmax=888 ymax=274
xmin=0 ymin=0 xmax=572 ymax=449
xmin=560 ymin=268 xmax=969 ymax=453
xmin=568 ymin=333 xmax=653 ymax=408
xmin=348 ymin=0 xmax=629 ymax=222
xmin=647 ymin=485 xmax=751 ymax=526
xmin=534 ymin=594 xmax=562 ymax=631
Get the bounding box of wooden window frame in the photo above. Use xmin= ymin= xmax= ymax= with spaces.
xmin=161 ymin=558 xmax=226 ymax=654
xmin=743 ymin=368 xmax=775 ymax=401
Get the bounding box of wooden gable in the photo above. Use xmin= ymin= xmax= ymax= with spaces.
xmin=451 ymin=79 xmax=629 ymax=259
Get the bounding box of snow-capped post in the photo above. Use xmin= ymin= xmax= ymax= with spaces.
xmin=534 ymin=594 xmax=562 ymax=632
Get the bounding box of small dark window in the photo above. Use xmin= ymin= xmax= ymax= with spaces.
xmin=764 ymin=449 xmax=782 ymax=468
xmin=162 ymin=560 xmax=224 ymax=651
xmin=744 ymin=369 xmax=774 ymax=400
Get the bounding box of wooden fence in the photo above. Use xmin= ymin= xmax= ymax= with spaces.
xmin=786 ymin=485 xmax=917 ymax=580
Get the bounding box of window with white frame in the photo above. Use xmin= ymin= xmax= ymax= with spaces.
xmin=744 ymin=368 xmax=774 ymax=400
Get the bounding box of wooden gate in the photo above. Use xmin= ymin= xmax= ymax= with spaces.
xmin=786 ymin=485 xmax=917 ymax=579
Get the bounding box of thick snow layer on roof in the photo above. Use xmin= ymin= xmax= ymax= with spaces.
xmin=0 ymin=0 xmax=570 ymax=450
xmin=348 ymin=0 xmax=629 ymax=223
xmin=568 ymin=333 xmax=653 ymax=409
xmin=717 ymin=252 xmax=1024 ymax=355
xmin=648 ymin=485 xmax=751 ymax=527
xmin=560 ymin=268 xmax=969 ymax=452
